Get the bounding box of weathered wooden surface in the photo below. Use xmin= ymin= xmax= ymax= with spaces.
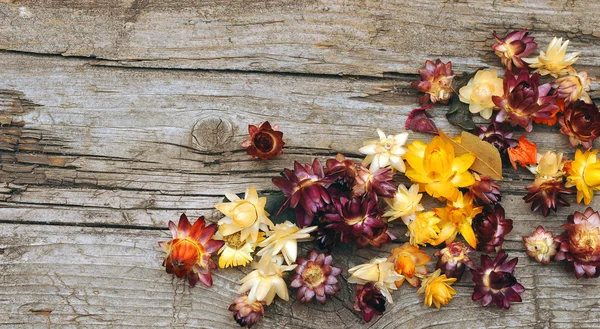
xmin=1 ymin=0 xmax=600 ymax=328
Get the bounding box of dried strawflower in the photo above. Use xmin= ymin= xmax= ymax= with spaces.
xmin=238 ymin=254 xmax=297 ymax=305
xmin=356 ymin=226 xmax=395 ymax=249
xmin=404 ymin=137 xmax=476 ymax=201
xmin=530 ymin=151 xmax=565 ymax=180
xmin=159 ymin=214 xmax=224 ymax=287
xmin=434 ymin=192 xmax=483 ymax=248
xmin=408 ymin=211 xmax=441 ymax=247
xmin=473 ymin=204 xmax=513 ymax=253
xmin=475 ymin=122 xmax=517 ymax=166
xmin=558 ymin=101 xmax=600 ymax=149
xmin=229 ymin=294 xmax=266 ymax=328
xmin=354 ymin=283 xmax=386 ymax=323
xmin=383 ymin=184 xmax=424 ymax=225
xmin=290 ymin=250 xmax=342 ymax=304
xmin=411 ymin=59 xmax=455 ymax=105
xmin=348 ymin=258 xmax=403 ymax=303
xmin=493 ymin=70 xmax=559 ymax=131
xmin=565 ymin=149 xmax=600 ymax=205
xmin=325 ymin=153 xmax=358 ymax=187
xmin=359 ymin=128 xmax=409 ymax=172
xmin=405 ymin=109 xmax=438 ymax=134
xmin=524 ymin=179 xmax=572 ymax=216
xmin=272 ymin=159 xmax=334 ymax=227
xmin=458 ymin=70 xmax=504 ymax=119
xmin=215 ymin=186 xmax=273 ymax=243
xmin=352 ymin=165 xmax=396 ymax=198
xmin=555 ymin=207 xmax=600 ymax=278
xmin=257 ymin=221 xmax=317 ymax=265
xmin=523 ymin=226 xmax=559 ymax=264
xmin=507 ymin=135 xmax=537 ymax=170
xmin=553 ymin=70 xmax=592 ymax=104
xmin=389 ymin=242 xmax=431 ymax=287
xmin=435 ymin=241 xmax=473 ymax=279
xmin=241 ymin=121 xmax=285 ymax=160
xmin=417 ymin=269 xmax=457 ymax=309
xmin=524 ymin=37 xmax=580 ymax=77
xmin=215 ymin=231 xmax=263 ymax=268
xmin=471 ymin=252 xmax=525 ymax=309
xmin=492 ymin=29 xmax=537 ymax=70
xmin=325 ymin=196 xmax=386 ymax=246
xmin=469 ymin=173 xmax=502 ymax=206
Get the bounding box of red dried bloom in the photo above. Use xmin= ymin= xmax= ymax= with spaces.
xmin=272 ymin=159 xmax=334 ymax=227
xmin=158 ymin=214 xmax=224 ymax=287
xmin=405 ymin=108 xmax=438 ymax=134
xmin=324 ymin=196 xmax=386 ymax=246
xmin=523 ymin=179 xmax=572 ymax=217
xmin=469 ymin=174 xmax=502 ymax=206
xmin=241 ymin=122 xmax=284 ymax=160
xmin=475 ymin=122 xmax=517 ymax=166
xmin=493 ymin=70 xmax=559 ymax=131
xmin=435 ymin=241 xmax=473 ymax=280
xmin=411 ymin=59 xmax=455 ymax=105
xmin=492 ymin=29 xmax=537 ymax=70
xmin=356 ymin=225 xmax=396 ymax=249
xmin=507 ymin=135 xmax=537 ymax=170
xmin=352 ymin=165 xmax=396 ymax=199
xmin=471 ymin=252 xmax=525 ymax=309
xmin=229 ymin=294 xmax=266 ymax=328
xmin=473 ymin=204 xmax=513 ymax=253
xmin=558 ymin=100 xmax=600 ymax=149
xmin=354 ymin=283 xmax=386 ymax=322
xmin=290 ymin=250 xmax=342 ymax=304
xmin=523 ymin=225 xmax=559 ymax=264
xmin=555 ymin=207 xmax=600 ymax=278
xmin=325 ymin=153 xmax=358 ymax=187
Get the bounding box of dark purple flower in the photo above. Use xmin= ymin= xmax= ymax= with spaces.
xmin=471 ymin=252 xmax=525 ymax=309
xmin=473 ymin=204 xmax=513 ymax=253
xmin=354 ymin=283 xmax=386 ymax=322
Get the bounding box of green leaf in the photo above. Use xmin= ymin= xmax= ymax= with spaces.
xmin=446 ymin=96 xmax=476 ymax=130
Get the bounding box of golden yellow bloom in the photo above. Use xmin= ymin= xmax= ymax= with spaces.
xmin=215 ymin=186 xmax=274 ymax=243
xmin=238 ymin=254 xmax=297 ymax=305
xmin=383 ymin=184 xmax=424 ymax=225
xmin=389 ymin=243 xmax=431 ymax=287
xmin=458 ymin=70 xmax=504 ymax=119
xmin=417 ymin=269 xmax=457 ymax=309
xmin=215 ymin=231 xmax=264 ymax=268
xmin=408 ymin=211 xmax=441 ymax=247
xmin=565 ymin=149 xmax=600 ymax=205
xmin=257 ymin=221 xmax=317 ymax=265
xmin=348 ymin=258 xmax=404 ymax=303
xmin=405 ymin=136 xmax=476 ymax=201
xmin=434 ymin=192 xmax=483 ymax=248
xmin=524 ymin=37 xmax=580 ymax=78
xmin=359 ymin=128 xmax=409 ymax=172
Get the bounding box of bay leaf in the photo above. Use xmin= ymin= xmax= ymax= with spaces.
xmin=438 ymin=129 xmax=503 ymax=180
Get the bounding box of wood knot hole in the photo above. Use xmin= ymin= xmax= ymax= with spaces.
xmin=191 ymin=116 xmax=234 ymax=151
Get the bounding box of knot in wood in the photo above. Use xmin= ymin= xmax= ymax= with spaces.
xmin=191 ymin=116 xmax=234 ymax=151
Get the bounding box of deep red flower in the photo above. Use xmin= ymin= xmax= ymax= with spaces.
xmin=324 ymin=153 xmax=358 ymax=187
xmin=158 ymin=214 xmax=224 ymax=287
xmin=555 ymin=207 xmax=600 ymax=278
xmin=356 ymin=225 xmax=396 ymax=249
xmin=411 ymin=59 xmax=455 ymax=105
xmin=405 ymin=108 xmax=438 ymax=134
xmin=492 ymin=29 xmax=537 ymax=70
xmin=469 ymin=174 xmax=502 ymax=206
xmin=352 ymin=165 xmax=396 ymax=199
xmin=241 ymin=121 xmax=284 ymax=160
xmin=435 ymin=241 xmax=473 ymax=280
xmin=471 ymin=252 xmax=525 ymax=309
xmin=229 ymin=294 xmax=265 ymax=328
xmin=473 ymin=204 xmax=513 ymax=253
xmin=558 ymin=100 xmax=600 ymax=148
xmin=272 ymin=159 xmax=334 ymax=227
xmin=290 ymin=250 xmax=342 ymax=304
xmin=354 ymin=283 xmax=386 ymax=322
xmin=475 ymin=122 xmax=517 ymax=167
xmin=523 ymin=179 xmax=572 ymax=217
xmin=324 ymin=196 xmax=386 ymax=246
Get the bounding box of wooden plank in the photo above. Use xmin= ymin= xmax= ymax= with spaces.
xmin=1 ymin=223 xmax=598 ymax=329
xmin=1 ymin=1 xmax=600 ymax=76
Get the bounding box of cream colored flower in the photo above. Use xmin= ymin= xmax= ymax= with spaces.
xmin=553 ymin=70 xmax=592 ymax=104
xmin=529 ymin=151 xmax=565 ymax=182
xmin=215 ymin=231 xmax=264 ymax=268
xmin=215 ymin=186 xmax=273 ymax=243
xmin=383 ymin=184 xmax=424 ymax=225
xmin=359 ymin=128 xmax=409 ymax=172
xmin=458 ymin=70 xmax=504 ymax=119
xmin=257 ymin=221 xmax=317 ymax=265
xmin=348 ymin=258 xmax=404 ymax=303
xmin=238 ymin=254 xmax=296 ymax=305
xmin=524 ymin=37 xmax=580 ymax=78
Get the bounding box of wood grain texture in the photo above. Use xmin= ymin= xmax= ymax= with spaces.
xmin=1 ymin=0 xmax=600 ymax=76
xmin=1 ymin=0 xmax=600 ymax=327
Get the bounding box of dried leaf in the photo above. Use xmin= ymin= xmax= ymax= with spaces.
xmin=446 ymin=96 xmax=476 ymax=130
xmin=439 ymin=129 xmax=503 ymax=180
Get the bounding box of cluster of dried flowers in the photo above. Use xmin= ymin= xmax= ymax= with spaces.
xmin=156 ymin=30 xmax=598 ymax=328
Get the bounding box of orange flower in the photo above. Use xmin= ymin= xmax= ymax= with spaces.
xmin=158 ymin=214 xmax=224 ymax=287
xmin=417 ymin=269 xmax=457 ymax=309
xmin=508 ymin=135 xmax=537 ymax=170
xmin=389 ymin=243 xmax=431 ymax=287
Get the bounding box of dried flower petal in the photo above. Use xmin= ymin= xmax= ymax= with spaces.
xmin=383 ymin=184 xmax=424 ymax=225
xmin=523 ymin=226 xmax=559 ymax=264
xmin=406 ymin=108 xmax=438 ymax=134
xmin=475 ymin=122 xmax=517 ymax=166
xmin=524 ymin=178 xmax=572 ymax=217
xmin=408 ymin=211 xmax=441 ymax=247
xmin=241 ymin=121 xmax=285 ymax=160
xmin=353 ymin=165 xmax=397 ymax=199
xmin=434 ymin=192 xmax=483 ymax=248
xmin=508 ymin=135 xmax=537 ymax=170
xmin=216 ymin=186 xmax=273 ymax=243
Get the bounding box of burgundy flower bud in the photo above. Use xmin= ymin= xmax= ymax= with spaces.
xmin=435 ymin=241 xmax=473 ymax=280
xmin=325 ymin=153 xmax=358 ymax=187
xmin=558 ymin=100 xmax=600 ymax=148
xmin=229 ymin=294 xmax=265 ymax=328
xmin=469 ymin=174 xmax=502 ymax=205
xmin=353 ymin=283 xmax=386 ymax=322
xmin=523 ymin=179 xmax=572 ymax=217
xmin=473 ymin=204 xmax=513 ymax=253
xmin=471 ymin=252 xmax=525 ymax=309
xmin=241 ymin=121 xmax=285 ymax=160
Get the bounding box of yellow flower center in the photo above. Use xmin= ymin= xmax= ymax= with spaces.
xmin=232 ymin=201 xmax=258 ymax=227
xmin=223 ymin=232 xmax=246 ymax=250
xmin=302 ymin=264 xmax=325 ymax=286
xmin=531 ymin=240 xmax=549 ymax=254
xmin=472 ymin=82 xmax=494 ymax=104
xmin=382 ymin=139 xmax=394 ymax=150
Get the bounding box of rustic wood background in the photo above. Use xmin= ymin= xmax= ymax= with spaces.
xmin=1 ymin=1 xmax=600 ymax=328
